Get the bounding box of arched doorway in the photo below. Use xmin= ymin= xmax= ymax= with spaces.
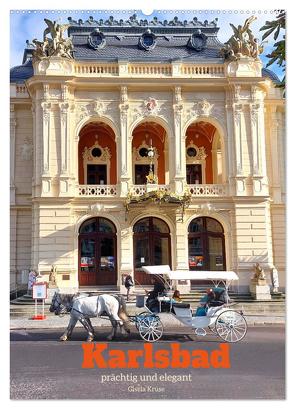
xmin=78 ymin=122 xmax=117 ymax=185
xmin=185 ymin=121 xmax=224 ymax=185
xmin=188 ymin=217 xmax=226 ymax=271
xmin=132 ymin=121 xmax=169 ymax=185
xmin=133 ymin=217 xmax=171 ymax=285
xmin=78 ymin=217 xmax=117 ymax=286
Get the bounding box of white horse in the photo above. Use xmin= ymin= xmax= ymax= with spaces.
xmin=49 ymin=292 xmax=130 ymax=342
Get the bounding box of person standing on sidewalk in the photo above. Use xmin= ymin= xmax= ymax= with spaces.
xmin=124 ymin=275 xmax=134 ymax=301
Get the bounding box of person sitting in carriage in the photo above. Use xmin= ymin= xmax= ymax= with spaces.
xmin=145 ymin=276 xmax=168 ymax=313
xmin=195 ymin=287 xmax=230 ymax=316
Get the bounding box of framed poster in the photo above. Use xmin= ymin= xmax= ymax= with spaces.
xmin=32 ymin=282 xmax=47 ymax=300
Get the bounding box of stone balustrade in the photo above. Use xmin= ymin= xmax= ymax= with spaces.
xmin=187 ymin=184 xmax=228 ymax=196
xmin=72 ymin=61 xmax=225 ymax=78
xmin=77 ymin=185 xmax=117 ymax=196
xmin=76 ymin=184 xmax=228 ymax=197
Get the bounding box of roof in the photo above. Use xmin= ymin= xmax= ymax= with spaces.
xmin=9 ymin=15 xmax=282 ymax=86
xmin=68 ymin=15 xmax=224 ymax=62
xmin=10 ymin=59 xmax=33 ymax=83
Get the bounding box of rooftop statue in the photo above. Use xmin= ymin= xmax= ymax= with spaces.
xmin=32 ymin=18 xmax=73 ymax=62
xmin=221 ymin=16 xmax=264 ymax=61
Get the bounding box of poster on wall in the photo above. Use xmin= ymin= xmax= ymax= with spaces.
xmin=9 ymin=6 xmax=285 ymax=402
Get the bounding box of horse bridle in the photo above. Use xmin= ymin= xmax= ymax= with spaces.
xmin=50 ymin=293 xmax=69 ymax=317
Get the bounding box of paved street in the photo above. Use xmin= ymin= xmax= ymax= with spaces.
xmin=10 ymin=325 xmax=285 ymax=399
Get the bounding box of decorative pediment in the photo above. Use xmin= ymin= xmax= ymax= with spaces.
xmin=82 ymin=141 xmax=111 ymax=162
xmin=133 ymin=140 xmax=159 ymax=162
xmin=186 ymin=141 xmax=207 ymax=161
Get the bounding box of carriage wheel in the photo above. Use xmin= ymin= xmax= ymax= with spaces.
xmin=135 ymin=311 xmax=151 ymax=330
xmin=215 ymin=310 xmax=247 ymax=343
xmin=138 ymin=315 xmax=164 ymax=342
xmin=208 ymin=324 xmax=217 ymax=334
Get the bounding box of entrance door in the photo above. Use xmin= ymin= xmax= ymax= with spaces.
xmin=186 ymin=164 xmax=202 ymax=184
xmin=188 ymin=217 xmax=225 ymax=284
xmin=135 ymin=164 xmax=154 ymax=184
xmin=78 ymin=217 xmax=117 ymax=286
xmin=87 ymin=164 xmax=107 ymax=185
xmin=133 ymin=217 xmax=171 ymax=285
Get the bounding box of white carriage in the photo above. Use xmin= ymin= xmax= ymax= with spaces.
xmin=134 ymin=266 xmax=247 ymax=343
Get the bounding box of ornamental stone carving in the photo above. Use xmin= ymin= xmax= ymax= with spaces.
xmin=220 ymin=16 xmax=264 ymax=61
xmin=32 ymin=18 xmax=73 ymax=61
xmin=82 ymin=142 xmax=111 ymax=162
xmin=20 ymin=139 xmax=33 ymax=161
xmin=197 ymin=99 xmax=214 ymax=117
xmin=144 ymin=97 xmax=159 ymax=116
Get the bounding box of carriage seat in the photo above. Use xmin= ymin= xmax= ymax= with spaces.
xmin=171 ymin=303 xmax=190 ymax=314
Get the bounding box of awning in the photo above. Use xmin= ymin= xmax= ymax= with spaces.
xmin=141 ymin=266 xmax=238 ymax=281
xmin=167 ymin=270 xmax=239 ymax=281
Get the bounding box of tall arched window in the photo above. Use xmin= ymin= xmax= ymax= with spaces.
xmin=133 ymin=217 xmax=171 ymax=284
xmin=188 ymin=217 xmax=225 ymax=271
xmin=78 ymin=217 xmax=117 ymax=286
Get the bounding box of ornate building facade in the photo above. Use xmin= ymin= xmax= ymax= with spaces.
xmin=10 ymin=15 xmax=285 ymax=292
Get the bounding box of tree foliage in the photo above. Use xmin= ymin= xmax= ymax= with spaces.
xmin=260 ymin=10 xmax=285 ymax=90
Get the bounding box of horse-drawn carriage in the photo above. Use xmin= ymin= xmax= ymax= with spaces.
xmin=132 ymin=266 xmax=247 ymax=343
xmin=50 ymin=266 xmax=247 ymax=344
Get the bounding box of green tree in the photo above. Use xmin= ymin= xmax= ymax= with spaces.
xmin=260 ymin=10 xmax=285 ymax=90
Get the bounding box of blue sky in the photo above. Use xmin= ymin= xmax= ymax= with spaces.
xmin=10 ymin=9 xmax=285 ymax=79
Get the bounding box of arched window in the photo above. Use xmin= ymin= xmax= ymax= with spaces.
xmin=79 ymin=217 xmax=117 ymax=286
xmin=133 ymin=217 xmax=171 ymax=284
xmin=188 ymin=217 xmax=225 ymax=271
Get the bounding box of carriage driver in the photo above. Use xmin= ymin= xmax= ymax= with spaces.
xmin=145 ymin=276 xmax=168 ymax=312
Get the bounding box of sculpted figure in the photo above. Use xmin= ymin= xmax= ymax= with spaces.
xmin=253 ymin=263 xmax=266 ymax=281
xmin=221 ymin=16 xmax=263 ymax=61
xmin=32 ymin=18 xmax=73 ymax=61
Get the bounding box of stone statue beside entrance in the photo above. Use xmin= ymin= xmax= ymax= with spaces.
xmin=250 ymin=262 xmax=271 ymax=300
xmin=48 ymin=265 xmax=57 ymax=288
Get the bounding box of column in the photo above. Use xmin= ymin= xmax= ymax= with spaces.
xmin=59 ymin=101 xmax=71 ymax=195
xmin=249 ymin=90 xmax=269 ymax=195
xmin=232 ymin=102 xmax=247 ymax=195
xmin=173 ymin=86 xmax=186 ymax=194
xmin=40 ymin=101 xmax=52 ymax=195
xmin=268 ymin=106 xmax=281 ymax=203
xmin=119 ymin=86 xmax=131 ymax=197
xmin=10 ymin=104 xmax=16 ymax=204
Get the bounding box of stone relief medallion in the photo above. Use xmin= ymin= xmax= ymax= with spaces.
xmin=142 ymin=97 xmax=160 ymax=116
xmin=197 ymin=99 xmax=214 ymax=116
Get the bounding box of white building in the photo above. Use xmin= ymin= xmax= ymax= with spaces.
xmin=10 ymin=15 xmax=285 ymax=293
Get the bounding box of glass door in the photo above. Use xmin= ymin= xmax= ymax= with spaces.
xmin=98 ymin=236 xmax=116 ymax=285
xmin=79 ymin=237 xmax=97 ymax=286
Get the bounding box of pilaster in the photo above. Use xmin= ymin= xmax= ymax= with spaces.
xmin=249 ymin=86 xmax=269 ymax=196
xmin=232 ymin=101 xmax=247 ymax=195
xmin=119 ymin=86 xmax=131 ymax=197
xmin=173 ymin=86 xmax=186 ymax=194
xmin=10 ymin=104 xmax=16 ymax=204
xmin=268 ymin=106 xmax=282 ymax=203
xmin=40 ymin=100 xmax=52 ymax=196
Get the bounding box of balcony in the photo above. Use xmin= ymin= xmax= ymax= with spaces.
xmin=77 ymin=185 xmax=117 ymax=197
xmin=187 ymin=184 xmax=228 ymax=197
xmin=76 ymin=184 xmax=228 ymax=198
xmin=130 ymin=185 xmax=170 ymax=196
